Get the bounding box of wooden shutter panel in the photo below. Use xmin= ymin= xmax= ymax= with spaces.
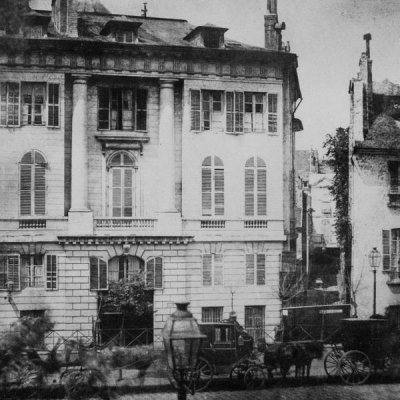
xmin=234 ymin=92 xmax=244 ymax=132
xmin=90 ymin=257 xmax=99 ymax=290
xmin=7 ymin=256 xmax=20 ymax=290
xmin=383 ymin=230 xmax=391 ymax=271
xmin=0 ymin=83 xmax=6 ymax=126
xmin=98 ymin=87 xmax=110 ymax=129
xmin=136 ymin=89 xmax=147 ymax=131
xmin=34 ymin=164 xmax=46 ymax=215
xmin=20 ymin=164 xmax=32 ymax=215
xmin=214 ymin=254 xmax=223 ymax=285
xmin=154 ymin=257 xmax=163 ymax=288
xmin=202 ymin=91 xmax=211 ymax=130
xmin=146 ymin=258 xmax=155 ymax=288
xmin=0 ymin=255 xmax=7 ymax=289
xmin=214 ymin=168 xmax=224 ymax=216
xmin=99 ymin=259 xmax=107 ymax=289
xmin=191 ymin=90 xmax=201 ymax=131
xmin=246 ymin=254 xmax=255 ymax=285
xmin=123 ymin=169 xmax=133 ymax=217
xmin=257 ymin=168 xmax=267 ymax=216
xmin=256 ymin=254 xmax=266 ymax=285
xmin=226 ymin=92 xmax=234 ymax=132
xmin=112 ymin=168 xmax=122 ymax=217
xmin=203 ymin=254 xmax=212 ymax=286
xmin=389 ymin=161 xmax=399 ymax=193
xmin=202 ymin=167 xmax=212 ymax=216
xmin=46 ymin=255 xmax=57 ymax=290
xmin=245 ymin=168 xmax=255 ymax=216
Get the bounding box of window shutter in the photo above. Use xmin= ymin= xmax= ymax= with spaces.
xmin=226 ymin=91 xmax=234 ymax=132
xmin=20 ymin=164 xmax=32 ymax=215
xmin=34 ymin=164 xmax=46 ymax=215
xmin=46 ymin=255 xmax=57 ymax=290
xmin=0 ymin=83 xmax=6 ymax=126
xmin=90 ymin=257 xmax=99 ymax=290
xmin=202 ymin=167 xmax=212 ymax=216
xmin=257 ymin=168 xmax=267 ymax=216
xmin=0 ymin=255 xmax=7 ymax=289
xmin=389 ymin=161 xmax=399 ymax=193
xmin=123 ymin=168 xmax=133 ymax=217
xmin=202 ymin=91 xmax=211 ymax=130
xmin=7 ymin=256 xmax=20 ymax=290
xmin=48 ymin=83 xmax=60 ymax=127
xmin=214 ymin=168 xmax=224 ymax=216
xmin=191 ymin=90 xmax=201 ymax=131
xmin=214 ymin=254 xmax=223 ymax=285
xmin=234 ymin=92 xmax=244 ymax=132
xmin=383 ymin=230 xmax=391 ymax=271
xmin=246 ymin=254 xmax=255 ymax=285
xmin=98 ymin=87 xmax=110 ymax=129
xmin=136 ymin=89 xmax=147 ymax=131
xmin=268 ymin=93 xmax=278 ymax=133
xmin=154 ymin=257 xmax=163 ymax=288
xmin=99 ymin=259 xmax=107 ymax=289
xmin=203 ymin=254 xmax=212 ymax=286
xmin=112 ymin=168 xmax=122 ymax=217
xmin=256 ymin=254 xmax=266 ymax=285
xmin=146 ymin=258 xmax=155 ymax=288
xmin=245 ymin=168 xmax=255 ymax=216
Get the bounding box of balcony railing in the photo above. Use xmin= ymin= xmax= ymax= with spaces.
xmin=94 ymin=218 xmax=156 ymax=230
xmin=200 ymin=220 xmax=226 ymax=229
xmin=244 ymin=220 xmax=268 ymax=229
xmin=0 ymin=217 xmax=68 ymax=231
xmin=19 ymin=219 xmax=47 ymax=229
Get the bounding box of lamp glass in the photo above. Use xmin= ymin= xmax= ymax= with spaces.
xmin=368 ymin=248 xmax=381 ymax=270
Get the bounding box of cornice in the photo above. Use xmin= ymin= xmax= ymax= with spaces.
xmin=57 ymin=235 xmax=194 ymax=245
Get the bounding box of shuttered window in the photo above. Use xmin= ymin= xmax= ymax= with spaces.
xmin=202 ymin=156 xmax=224 ymax=216
xmin=191 ymin=90 xmax=201 ymax=131
xmin=21 ymin=82 xmax=46 ymax=126
xmin=0 ymin=82 xmax=20 ymax=126
xmin=246 ymin=254 xmax=266 ymax=285
xmin=19 ymin=150 xmax=46 ymax=216
xmin=98 ymin=87 xmax=147 ymax=131
xmin=245 ymin=157 xmax=267 ymax=216
xmin=202 ymin=254 xmax=223 ymax=286
xmin=389 ymin=161 xmax=400 ymax=193
xmin=109 ymin=152 xmax=136 ymax=217
xmin=0 ymin=255 xmax=20 ymax=290
xmin=268 ymin=93 xmax=278 ymax=133
xmin=146 ymin=257 xmax=163 ymax=289
xmin=244 ymin=92 xmax=265 ymax=132
xmin=90 ymin=257 xmax=108 ymax=290
xmin=48 ymin=83 xmax=60 ymax=127
xmin=46 ymin=255 xmax=57 ymax=290
xmin=190 ymin=90 xmax=223 ymax=131
xmin=382 ymin=229 xmax=400 ymax=271
xmin=226 ymin=91 xmax=244 ymax=133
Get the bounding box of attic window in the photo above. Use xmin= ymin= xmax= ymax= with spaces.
xmin=184 ymin=25 xmax=228 ymax=49
xmin=115 ymin=30 xmax=135 ymax=43
xmin=204 ymin=31 xmax=221 ymax=48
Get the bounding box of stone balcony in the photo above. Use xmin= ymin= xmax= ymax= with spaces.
xmin=93 ymin=217 xmax=158 ymax=235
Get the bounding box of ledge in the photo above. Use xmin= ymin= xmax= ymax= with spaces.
xmin=95 ymin=131 xmax=150 ymax=152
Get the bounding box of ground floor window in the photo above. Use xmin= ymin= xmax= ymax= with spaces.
xmin=244 ymin=306 xmax=265 ymax=341
xmin=202 ymin=307 xmax=223 ymax=323
xmin=0 ymin=255 xmax=20 ymax=290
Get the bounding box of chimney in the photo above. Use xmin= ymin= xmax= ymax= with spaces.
xmin=51 ymin=0 xmax=78 ymax=37
xmin=359 ymin=33 xmax=373 ymax=131
xmin=264 ymin=0 xmax=285 ymax=51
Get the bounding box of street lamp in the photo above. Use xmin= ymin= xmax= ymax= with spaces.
xmin=5 ymin=280 xmax=14 ymax=303
xmin=163 ymin=302 xmax=206 ymax=400
xmin=368 ymin=247 xmax=381 ymax=317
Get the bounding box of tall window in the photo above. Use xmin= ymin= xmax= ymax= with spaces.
xmin=244 ymin=306 xmax=265 ymax=341
xmin=202 ymin=307 xmax=223 ymax=322
xmin=226 ymin=92 xmax=244 ymax=133
xmin=90 ymin=257 xmax=108 ymax=290
xmin=383 ymin=229 xmax=400 ymax=271
xmin=0 ymin=82 xmax=20 ymax=126
xmin=0 ymin=255 xmax=20 ymax=290
xmin=268 ymin=93 xmax=278 ymax=133
xmin=108 ymin=152 xmax=137 ymax=217
xmin=46 ymin=255 xmax=57 ymax=290
xmin=146 ymin=257 xmax=163 ymax=289
xmin=98 ymin=87 xmax=147 ymax=131
xmin=245 ymin=157 xmax=267 ymax=216
xmin=244 ymin=93 xmax=265 ymax=132
xmin=202 ymin=254 xmax=223 ymax=286
xmin=21 ymin=83 xmax=45 ymax=126
xmin=190 ymin=90 xmax=223 ymax=131
xmin=19 ymin=150 xmax=47 ymax=216
xmin=202 ymin=156 xmax=224 ymax=216
xmin=47 ymin=83 xmax=60 ymax=127
xmin=245 ymin=254 xmax=266 ymax=285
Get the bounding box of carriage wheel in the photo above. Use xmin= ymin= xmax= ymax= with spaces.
xmin=191 ymin=357 xmax=213 ymax=392
xmin=339 ymin=350 xmax=371 ymax=385
xmin=229 ymin=363 xmax=247 ymax=387
xmin=244 ymin=366 xmax=266 ymax=390
xmin=324 ymin=348 xmax=344 ymax=377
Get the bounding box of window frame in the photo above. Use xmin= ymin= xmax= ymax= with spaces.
xmin=245 ymin=157 xmax=267 ymax=217
xmin=0 ymin=254 xmax=21 ymax=291
xmin=90 ymin=257 xmax=108 ymax=291
xmin=245 ymin=254 xmax=266 ymax=285
xmin=0 ymin=82 xmax=21 ymax=127
xmin=21 ymin=82 xmax=46 ymax=126
xmin=45 ymin=254 xmax=58 ymax=291
xmin=145 ymin=257 xmax=163 ymax=289
xmin=190 ymin=89 xmax=224 ymax=132
xmin=202 ymin=253 xmax=224 ymax=286
xmin=47 ymin=83 xmax=60 ymax=128
xmin=97 ymin=87 xmax=148 ymax=132
xmin=201 ymin=306 xmax=223 ymax=323
xmin=267 ymin=93 xmax=278 ymax=133
xmin=202 ymin=156 xmax=224 ymax=217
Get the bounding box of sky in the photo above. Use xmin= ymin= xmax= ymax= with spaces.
xmin=31 ymin=0 xmax=400 ymax=151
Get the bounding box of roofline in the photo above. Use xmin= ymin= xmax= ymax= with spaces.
xmin=79 ymin=11 xmax=188 ymax=23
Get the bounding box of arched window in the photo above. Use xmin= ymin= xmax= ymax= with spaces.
xmin=245 ymin=157 xmax=267 ymax=216
xmin=202 ymin=156 xmax=224 ymax=216
xmin=19 ymin=150 xmax=47 ymax=216
xmin=108 ymin=151 xmax=137 ymax=217
xmin=146 ymin=257 xmax=163 ymax=289
xmin=108 ymin=255 xmax=143 ymax=282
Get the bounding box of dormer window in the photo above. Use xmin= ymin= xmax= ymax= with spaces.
xmin=184 ymin=25 xmax=228 ymax=49
xmin=22 ymin=11 xmax=50 ymax=38
xmin=100 ymin=20 xmax=142 ymax=44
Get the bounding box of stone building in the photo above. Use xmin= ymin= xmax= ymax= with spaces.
xmin=0 ymin=0 xmax=301 ymax=344
xmin=349 ymin=35 xmax=400 ymax=320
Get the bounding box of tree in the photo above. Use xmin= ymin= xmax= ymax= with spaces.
xmin=323 ymin=127 xmax=351 ymax=303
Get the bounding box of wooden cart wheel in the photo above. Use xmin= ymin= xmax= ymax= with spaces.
xmin=191 ymin=357 xmax=213 ymax=392
xmin=229 ymin=363 xmax=247 ymax=387
xmin=324 ymin=348 xmax=344 ymax=377
xmin=244 ymin=366 xmax=266 ymax=390
xmin=339 ymin=350 xmax=371 ymax=385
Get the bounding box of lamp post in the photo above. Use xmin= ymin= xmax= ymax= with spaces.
xmin=5 ymin=280 xmax=14 ymax=303
xmin=163 ymin=302 xmax=206 ymax=400
xmin=368 ymin=247 xmax=381 ymax=317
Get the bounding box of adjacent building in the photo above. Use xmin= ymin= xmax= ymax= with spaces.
xmin=349 ymin=35 xmax=400 ymax=320
xmin=0 ymin=0 xmax=301 ymax=344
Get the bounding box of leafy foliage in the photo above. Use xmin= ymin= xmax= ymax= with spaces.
xmin=0 ymin=0 xmax=30 ymax=34
xmin=323 ymin=127 xmax=350 ymax=246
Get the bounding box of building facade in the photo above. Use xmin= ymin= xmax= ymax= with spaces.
xmin=0 ymin=0 xmax=301 ymax=344
xmin=349 ymin=35 xmax=400 ymax=319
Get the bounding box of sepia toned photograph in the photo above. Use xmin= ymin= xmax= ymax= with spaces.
xmin=1 ymin=0 xmax=400 ymax=399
